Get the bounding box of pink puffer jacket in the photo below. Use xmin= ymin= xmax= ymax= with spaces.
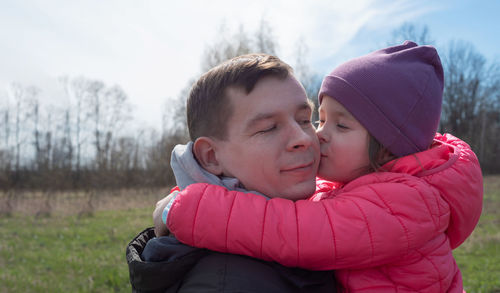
xmin=167 ymin=133 xmax=483 ymax=292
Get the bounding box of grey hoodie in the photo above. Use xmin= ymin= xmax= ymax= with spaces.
xmin=170 ymin=142 xmax=267 ymax=198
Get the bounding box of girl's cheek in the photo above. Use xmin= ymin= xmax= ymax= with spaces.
xmin=319 ymin=148 xmax=334 ymax=165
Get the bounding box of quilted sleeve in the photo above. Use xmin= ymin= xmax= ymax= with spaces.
xmin=167 ymin=177 xmax=443 ymax=270
xmin=433 ymin=133 xmax=483 ymax=248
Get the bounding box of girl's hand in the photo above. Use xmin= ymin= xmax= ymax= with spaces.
xmin=153 ymin=191 xmax=178 ymax=237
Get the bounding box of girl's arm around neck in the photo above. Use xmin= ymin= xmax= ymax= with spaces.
xmin=168 ymin=178 xmax=445 ymax=270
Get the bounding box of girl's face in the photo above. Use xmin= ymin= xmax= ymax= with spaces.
xmin=316 ymin=95 xmax=370 ymax=183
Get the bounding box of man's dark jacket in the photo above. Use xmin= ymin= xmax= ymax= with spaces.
xmin=126 ymin=227 xmax=336 ymax=292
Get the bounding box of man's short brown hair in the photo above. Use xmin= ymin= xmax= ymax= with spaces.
xmin=187 ymin=53 xmax=293 ymax=141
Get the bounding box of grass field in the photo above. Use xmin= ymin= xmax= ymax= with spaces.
xmin=453 ymin=175 xmax=500 ymax=292
xmin=0 ymin=176 xmax=499 ymax=292
xmin=0 ymin=208 xmax=152 ymax=292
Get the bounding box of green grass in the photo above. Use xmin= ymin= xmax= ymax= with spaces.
xmin=0 ymin=208 xmax=152 ymax=292
xmin=0 ymin=176 xmax=499 ymax=292
xmin=454 ymin=175 xmax=500 ymax=293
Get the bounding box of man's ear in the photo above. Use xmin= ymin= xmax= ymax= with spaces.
xmin=192 ymin=137 xmax=223 ymax=175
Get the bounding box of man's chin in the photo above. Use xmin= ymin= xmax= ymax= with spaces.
xmin=278 ymin=181 xmax=316 ymax=201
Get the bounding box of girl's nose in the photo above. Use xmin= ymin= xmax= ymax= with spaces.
xmin=316 ymin=125 xmax=328 ymax=143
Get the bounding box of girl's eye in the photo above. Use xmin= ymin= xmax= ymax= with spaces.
xmin=300 ymin=119 xmax=312 ymax=125
xmin=337 ymin=123 xmax=348 ymax=129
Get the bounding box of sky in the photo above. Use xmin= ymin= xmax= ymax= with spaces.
xmin=1 ymin=0 xmax=499 ymax=130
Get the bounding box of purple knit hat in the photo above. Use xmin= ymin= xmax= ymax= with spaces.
xmin=318 ymin=41 xmax=444 ymax=157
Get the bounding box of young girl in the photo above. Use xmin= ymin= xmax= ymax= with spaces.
xmin=164 ymin=41 xmax=483 ymax=292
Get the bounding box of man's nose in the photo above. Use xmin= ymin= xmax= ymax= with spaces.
xmin=287 ymin=123 xmax=313 ymax=151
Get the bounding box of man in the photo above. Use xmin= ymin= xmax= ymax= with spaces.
xmin=127 ymin=54 xmax=334 ymax=292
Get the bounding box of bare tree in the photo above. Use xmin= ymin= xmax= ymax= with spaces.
xmin=0 ymin=98 xmax=12 ymax=190
xmin=61 ymin=76 xmax=92 ymax=184
xmin=292 ymin=37 xmax=323 ymax=122
xmin=12 ymin=84 xmax=23 ymax=174
xmin=440 ymin=40 xmax=500 ymax=170
xmin=255 ymin=18 xmax=278 ymax=55
xmin=388 ymin=22 xmax=435 ymax=46
xmin=61 ymin=109 xmax=74 ymax=171
xmin=86 ymin=80 xmax=106 ymax=171
xmin=201 ymin=24 xmax=253 ymax=72
xmin=0 ymin=98 xmax=10 ymax=152
xmin=59 ymin=76 xmax=133 ymax=188
xmin=84 ymin=79 xmax=131 ymax=172
xmin=201 ymin=19 xmax=280 ymax=72
xmin=162 ymin=80 xmax=194 ymax=140
xmin=9 ymin=84 xmax=38 ymax=174
xmin=31 ymin=97 xmax=53 ymax=173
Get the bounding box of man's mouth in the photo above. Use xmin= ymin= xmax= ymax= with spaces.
xmin=281 ymin=161 xmax=315 ymax=173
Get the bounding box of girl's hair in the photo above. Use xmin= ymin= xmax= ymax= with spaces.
xmin=367 ymin=135 xmax=397 ymax=172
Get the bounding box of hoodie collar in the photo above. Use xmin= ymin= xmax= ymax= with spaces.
xmin=170 ymin=142 xmax=267 ymax=198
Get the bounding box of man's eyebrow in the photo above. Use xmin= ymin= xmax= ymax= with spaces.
xmin=245 ymin=102 xmax=313 ymax=131
xmin=245 ymin=112 xmax=277 ymax=130
xmin=297 ymin=101 xmax=314 ymax=118
xmin=301 ymin=101 xmax=314 ymax=112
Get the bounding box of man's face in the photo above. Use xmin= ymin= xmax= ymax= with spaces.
xmin=213 ymin=75 xmax=320 ymax=200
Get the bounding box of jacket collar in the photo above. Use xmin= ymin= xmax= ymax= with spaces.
xmin=382 ymin=137 xmax=460 ymax=177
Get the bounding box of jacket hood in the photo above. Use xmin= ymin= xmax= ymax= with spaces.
xmin=126 ymin=228 xmax=208 ymax=292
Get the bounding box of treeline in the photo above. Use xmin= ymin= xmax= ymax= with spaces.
xmin=0 ymin=23 xmax=499 ymax=192
xmin=438 ymin=41 xmax=500 ymax=172
xmin=0 ymin=78 xmax=186 ymax=191
xmin=0 ymin=20 xmax=302 ymax=192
